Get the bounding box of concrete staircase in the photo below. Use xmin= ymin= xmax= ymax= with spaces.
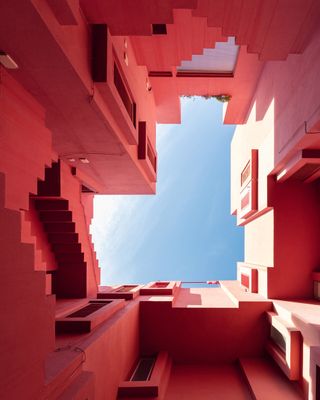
xmin=239 ymin=357 xmax=303 ymax=400
xmin=32 ymin=162 xmax=88 ymax=298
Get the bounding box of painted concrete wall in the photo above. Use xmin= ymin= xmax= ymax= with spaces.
xmin=164 ymin=364 xmax=251 ymax=400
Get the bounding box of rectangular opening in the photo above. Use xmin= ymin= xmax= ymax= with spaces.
xmin=116 ymin=285 xmax=137 ymax=293
xmin=130 ymin=357 xmax=156 ymax=381
xmin=291 ymin=163 xmax=320 ymax=180
xmin=147 ymin=139 xmax=157 ymax=173
xmin=91 ymin=24 xmax=108 ymax=82
xmin=241 ymin=161 xmax=251 ymax=187
xmin=152 ymin=24 xmax=167 ymax=35
xmin=314 ymin=281 xmax=320 ymax=300
xmin=114 ymin=62 xmax=136 ymax=127
xmin=67 ymin=302 xmax=111 ymax=318
xmin=151 ymin=282 xmax=169 ymax=288
xmin=148 ymin=71 xmax=173 ymax=77
xmin=270 ymin=326 xmax=286 ymax=354
xmin=138 ymin=121 xmax=157 ymax=174
xmin=316 ymin=365 xmax=320 ymax=400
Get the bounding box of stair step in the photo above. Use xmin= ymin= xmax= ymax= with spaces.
xmin=39 ymin=210 xmax=72 ymax=222
xmin=52 ymin=243 xmax=82 ymax=253
xmin=44 ymin=222 xmax=75 ymax=233
xmin=47 ymin=232 xmax=79 ymax=244
xmin=239 ymin=357 xmax=303 ymax=400
xmin=34 ymin=198 xmax=69 ymax=211
xmin=56 ymin=252 xmax=84 ymax=263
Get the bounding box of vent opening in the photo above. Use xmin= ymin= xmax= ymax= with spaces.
xmin=152 ymin=24 xmax=167 ymax=35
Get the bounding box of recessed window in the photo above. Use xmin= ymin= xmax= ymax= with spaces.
xmin=114 ymin=62 xmax=136 ymax=127
xmin=152 ymin=282 xmax=169 ymax=288
xmin=130 ymin=356 xmax=156 ymax=381
xmin=152 ymin=24 xmax=167 ymax=35
xmin=67 ymin=301 xmax=111 ymax=318
xmin=116 ymin=285 xmax=137 ymax=293
xmin=270 ymin=326 xmax=286 ymax=354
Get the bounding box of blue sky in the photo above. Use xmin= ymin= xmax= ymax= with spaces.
xmin=91 ymin=97 xmax=243 ymax=285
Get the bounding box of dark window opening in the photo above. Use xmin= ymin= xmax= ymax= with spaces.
xmin=114 ymin=62 xmax=136 ymax=127
xmin=67 ymin=301 xmax=111 ymax=318
xmin=147 ymin=140 xmax=157 ymax=173
xmin=148 ymin=71 xmax=172 ymax=77
xmin=130 ymin=356 xmax=156 ymax=381
xmin=270 ymin=326 xmax=286 ymax=354
xmin=152 ymin=24 xmax=167 ymax=35
xmin=291 ymin=163 xmax=320 ymax=180
xmin=81 ymin=184 xmax=96 ymax=193
xmin=91 ymin=24 xmax=108 ymax=82
xmin=316 ymin=365 xmax=320 ymax=400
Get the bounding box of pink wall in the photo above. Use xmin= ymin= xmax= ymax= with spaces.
xmin=21 ymin=199 xmax=58 ymax=272
xmin=0 ymin=69 xmax=53 ymax=211
xmin=0 ymin=173 xmax=56 ymax=400
xmin=268 ymin=180 xmax=320 ymax=299
xmin=164 ymin=364 xmax=251 ymax=400
xmin=140 ymin=299 xmax=271 ymax=363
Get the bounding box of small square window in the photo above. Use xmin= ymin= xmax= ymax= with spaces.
xmin=152 ymin=24 xmax=167 ymax=35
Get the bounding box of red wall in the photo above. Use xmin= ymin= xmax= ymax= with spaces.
xmin=0 ymin=69 xmax=53 ymax=211
xmin=140 ymin=300 xmax=271 ymax=363
xmin=165 ymin=364 xmax=251 ymax=400
xmin=269 ymin=179 xmax=320 ymax=299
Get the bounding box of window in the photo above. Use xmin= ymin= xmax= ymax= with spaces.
xmin=151 ymin=282 xmax=169 ymax=288
xmin=67 ymin=301 xmax=111 ymax=318
xmin=152 ymin=24 xmax=167 ymax=35
xmin=130 ymin=356 xmax=156 ymax=381
xmin=114 ymin=62 xmax=136 ymax=127
xmin=270 ymin=326 xmax=286 ymax=354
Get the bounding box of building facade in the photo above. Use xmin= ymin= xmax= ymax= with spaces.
xmin=1 ymin=1 xmax=320 ymax=399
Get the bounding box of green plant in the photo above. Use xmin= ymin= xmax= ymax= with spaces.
xmin=181 ymin=94 xmax=232 ymax=102
xmin=214 ymin=94 xmax=232 ymax=103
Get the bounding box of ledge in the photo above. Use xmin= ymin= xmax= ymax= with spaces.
xmin=266 ymin=311 xmax=301 ymax=380
xmin=118 ymin=351 xmax=171 ymax=398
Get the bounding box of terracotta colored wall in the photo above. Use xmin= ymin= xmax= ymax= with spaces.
xmin=21 ymin=199 xmax=58 ymax=272
xmin=140 ymin=300 xmax=271 ymax=363
xmin=0 ymin=70 xmax=57 ymax=399
xmin=269 ymin=180 xmax=320 ymax=299
xmin=0 ymin=68 xmax=53 ymax=211
xmin=0 ymin=173 xmax=55 ymax=400
xmin=164 ymin=364 xmax=251 ymax=400
xmin=73 ymin=301 xmax=140 ymax=400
